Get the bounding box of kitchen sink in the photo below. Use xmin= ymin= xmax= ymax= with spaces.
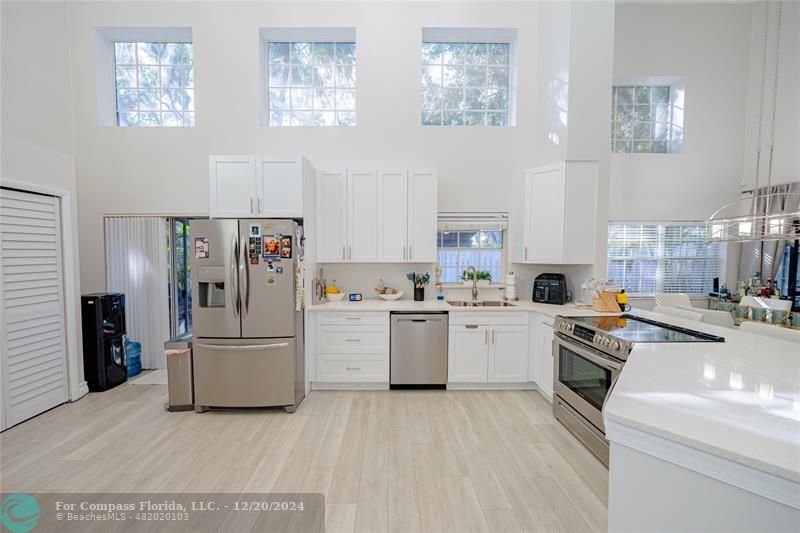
xmin=446 ymin=301 xmax=517 ymax=307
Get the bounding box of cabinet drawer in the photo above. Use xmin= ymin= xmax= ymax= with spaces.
xmin=318 ymin=356 xmax=389 ymax=382
xmin=449 ymin=311 xmax=528 ymax=326
xmin=317 ymin=311 xmax=389 ymax=326
xmin=317 ymin=326 xmax=389 ymax=354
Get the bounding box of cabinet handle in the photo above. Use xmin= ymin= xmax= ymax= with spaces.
xmin=492 ymin=330 xmax=495 ymax=344
xmin=345 ymin=338 xmax=361 ymax=342
xmin=402 ymin=246 xmax=406 ymax=260
xmin=465 ymin=324 xmax=479 ymax=329
xmin=257 ymin=197 xmax=262 ymax=213
xmin=342 ymin=246 xmax=346 ymax=260
xmin=345 ymin=317 xmax=361 ymax=320
xmin=250 ymin=197 xmax=254 ymax=213
xmin=346 ymin=366 xmax=361 ymax=371
xmin=524 ymin=246 xmax=528 ymax=260
xmin=349 ymin=245 xmax=352 ymax=260
xmin=409 ymin=245 xmax=413 ymax=259
xmin=485 ymin=330 xmax=488 ymax=344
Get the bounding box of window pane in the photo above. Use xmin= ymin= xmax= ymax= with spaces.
xmin=268 ymin=41 xmax=357 ymax=127
xmin=611 ymin=84 xmax=675 ymax=153
xmin=114 ymin=40 xmax=193 ymax=128
xmin=422 ymin=40 xmax=512 ymax=127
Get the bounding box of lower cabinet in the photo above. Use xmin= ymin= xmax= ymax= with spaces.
xmin=530 ymin=313 xmax=556 ymax=400
xmin=449 ymin=325 xmax=489 ymax=382
xmin=448 ymin=316 xmax=529 ymax=384
xmin=314 ymin=312 xmax=389 ymax=383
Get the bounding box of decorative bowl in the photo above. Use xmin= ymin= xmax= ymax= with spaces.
xmin=326 ymin=293 xmax=346 ymax=302
xmin=378 ymin=291 xmax=404 ymax=301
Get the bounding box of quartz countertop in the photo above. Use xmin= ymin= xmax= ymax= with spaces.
xmin=307 ymin=299 xmax=614 ymax=318
xmin=605 ymin=309 xmax=800 ymax=483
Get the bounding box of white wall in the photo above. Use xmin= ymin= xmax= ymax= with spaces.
xmin=741 ymin=1 xmax=800 ymax=189
xmin=59 ymin=1 xmax=543 ymax=293
xmin=609 ymin=3 xmax=754 ymax=222
xmin=1 ymin=3 xmax=88 ymax=401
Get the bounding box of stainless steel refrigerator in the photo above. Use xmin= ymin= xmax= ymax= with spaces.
xmin=190 ymin=218 xmax=304 ymax=412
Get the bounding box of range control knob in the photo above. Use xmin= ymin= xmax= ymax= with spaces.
xmin=612 ymin=341 xmax=621 ymax=351
xmin=593 ymin=334 xmax=602 ymax=345
xmin=604 ymin=337 xmax=612 ymax=348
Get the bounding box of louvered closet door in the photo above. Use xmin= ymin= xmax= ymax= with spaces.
xmin=0 ymin=188 xmax=68 ymax=429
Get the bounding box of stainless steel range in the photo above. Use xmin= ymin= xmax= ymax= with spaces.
xmin=552 ymin=314 xmax=725 ymax=466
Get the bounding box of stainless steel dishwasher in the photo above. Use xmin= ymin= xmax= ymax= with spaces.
xmin=390 ymin=312 xmax=448 ymax=388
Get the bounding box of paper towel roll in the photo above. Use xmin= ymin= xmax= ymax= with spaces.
xmin=505 ymin=272 xmax=516 ymax=286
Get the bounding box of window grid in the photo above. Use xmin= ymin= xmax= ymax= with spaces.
xmin=607 ymin=223 xmax=723 ymax=296
xmin=422 ymin=42 xmax=511 ymax=127
xmin=437 ymin=231 xmax=504 ymax=284
xmin=113 ymin=42 xmax=194 ymax=127
xmin=611 ymin=85 xmax=673 ymax=153
xmin=267 ymin=41 xmax=356 ymax=127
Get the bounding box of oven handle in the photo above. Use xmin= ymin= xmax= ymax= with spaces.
xmin=554 ymin=335 xmax=623 ymax=372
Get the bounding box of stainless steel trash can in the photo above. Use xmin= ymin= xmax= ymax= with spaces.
xmin=164 ymin=335 xmax=193 ymax=411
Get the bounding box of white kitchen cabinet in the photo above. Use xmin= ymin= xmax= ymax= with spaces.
xmin=488 ymin=325 xmax=529 ymax=382
xmin=520 ymin=161 xmax=598 ymax=264
xmin=448 ymin=313 xmax=529 ymax=384
xmin=407 ymin=170 xmax=438 ymax=262
xmin=448 ymin=325 xmax=489 ymax=382
xmin=530 ymin=313 xmax=556 ymax=401
xmin=316 ymin=169 xmax=349 ymax=262
xmin=209 ymin=155 xmax=257 ymax=217
xmin=313 ymin=312 xmax=390 ymax=384
xmin=348 ymin=170 xmax=379 ymax=261
xmin=378 ymin=169 xmax=408 ymax=261
xmin=209 ymin=155 xmax=310 ymax=218
xmin=256 ymin=156 xmax=308 ymax=217
xmin=316 ymin=168 xmax=437 ymax=264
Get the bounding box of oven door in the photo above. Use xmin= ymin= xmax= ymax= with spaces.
xmin=553 ymin=334 xmax=622 ymax=432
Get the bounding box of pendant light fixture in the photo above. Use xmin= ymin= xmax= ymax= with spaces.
xmin=707 ymin=0 xmax=799 ymax=243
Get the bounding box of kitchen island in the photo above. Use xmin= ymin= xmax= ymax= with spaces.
xmin=604 ymin=309 xmax=800 ymax=532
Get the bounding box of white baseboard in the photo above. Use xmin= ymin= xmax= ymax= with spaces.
xmin=71 ymin=381 xmax=89 ymax=401
xmin=311 ymin=382 xmax=390 ymax=391
xmin=446 ymin=382 xmax=536 ymax=390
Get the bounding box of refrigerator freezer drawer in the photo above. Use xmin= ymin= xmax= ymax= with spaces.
xmin=193 ymin=339 xmax=295 ymax=408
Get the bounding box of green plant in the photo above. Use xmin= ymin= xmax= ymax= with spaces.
xmin=461 ymin=269 xmax=492 ymax=282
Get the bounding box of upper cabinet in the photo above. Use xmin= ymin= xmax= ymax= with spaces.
xmin=316 ymin=168 xmax=438 ymax=263
xmin=407 ymin=170 xmax=438 ymax=263
xmin=209 ymin=155 xmax=311 ymax=218
xmin=519 ymin=161 xmax=598 ymax=265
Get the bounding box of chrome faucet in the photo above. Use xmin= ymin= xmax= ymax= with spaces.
xmin=465 ymin=265 xmax=479 ymax=301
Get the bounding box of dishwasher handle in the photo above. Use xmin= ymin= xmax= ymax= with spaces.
xmin=396 ymin=318 xmax=443 ymax=323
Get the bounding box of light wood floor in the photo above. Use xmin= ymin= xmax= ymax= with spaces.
xmin=0 ymin=385 xmax=608 ymax=532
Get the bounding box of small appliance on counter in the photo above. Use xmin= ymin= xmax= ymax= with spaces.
xmin=533 ymin=273 xmax=568 ymax=305
xmin=81 ymin=293 xmax=127 ymax=391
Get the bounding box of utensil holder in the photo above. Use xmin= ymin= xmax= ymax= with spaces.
xmin=414 ymin=287 xmax=425 ymax=301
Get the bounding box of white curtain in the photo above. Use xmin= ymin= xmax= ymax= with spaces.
xmin=105 ymin=217 xmax=170 ymax=369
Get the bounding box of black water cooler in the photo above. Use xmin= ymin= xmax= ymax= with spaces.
xmin=81 ymin=293 xmax=128 ymax=391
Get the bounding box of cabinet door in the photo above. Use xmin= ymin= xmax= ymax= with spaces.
xmin=537 ymin=319 xmax=556 ymax=401
xmin=316 ymin=170 xmax=348 ymax=262
xmin=378 ymin=169 xmax=408 ymax=261
xmin=256 ymin=156 xmax=303 ymax=217
xmin=525 ymin=165 xmax=565 ymax=263
xmin=348 ymin=170 xmax=379 ymax=261
xmin=488 ymin=325 xmax=529 ymax=382
xmin=407 ymin=170 xmax=438 ymax=262
xmin=209 ymin=155 xmax=257 ymax=217
xmin=562 ymin=161 xmax=599 ymax=264
xmin=448 ymin=325 xmax=489 ymax=382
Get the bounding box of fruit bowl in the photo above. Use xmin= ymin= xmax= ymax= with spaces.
xmin=378 ymin=291 xmax=404 ymax=301
xmin=326 ymin=293 xmax=346 ymax=302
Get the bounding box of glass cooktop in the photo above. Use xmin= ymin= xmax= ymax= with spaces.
xmin=569 ymin=315 xmax=725 ymax=343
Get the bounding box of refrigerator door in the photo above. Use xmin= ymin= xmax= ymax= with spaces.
xmin=192 ymin=338 xmax=296 ymax=408
xmin=190 ymin=219 xmax=241 ymax=338
xmin=239 ymin=219 xmax=298 ymax=338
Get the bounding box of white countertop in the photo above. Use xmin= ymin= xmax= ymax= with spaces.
xmin=605 ymin=309 xmax=800 ymax=483
xmin=307 ymin=299 xmax=612 ymax=317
